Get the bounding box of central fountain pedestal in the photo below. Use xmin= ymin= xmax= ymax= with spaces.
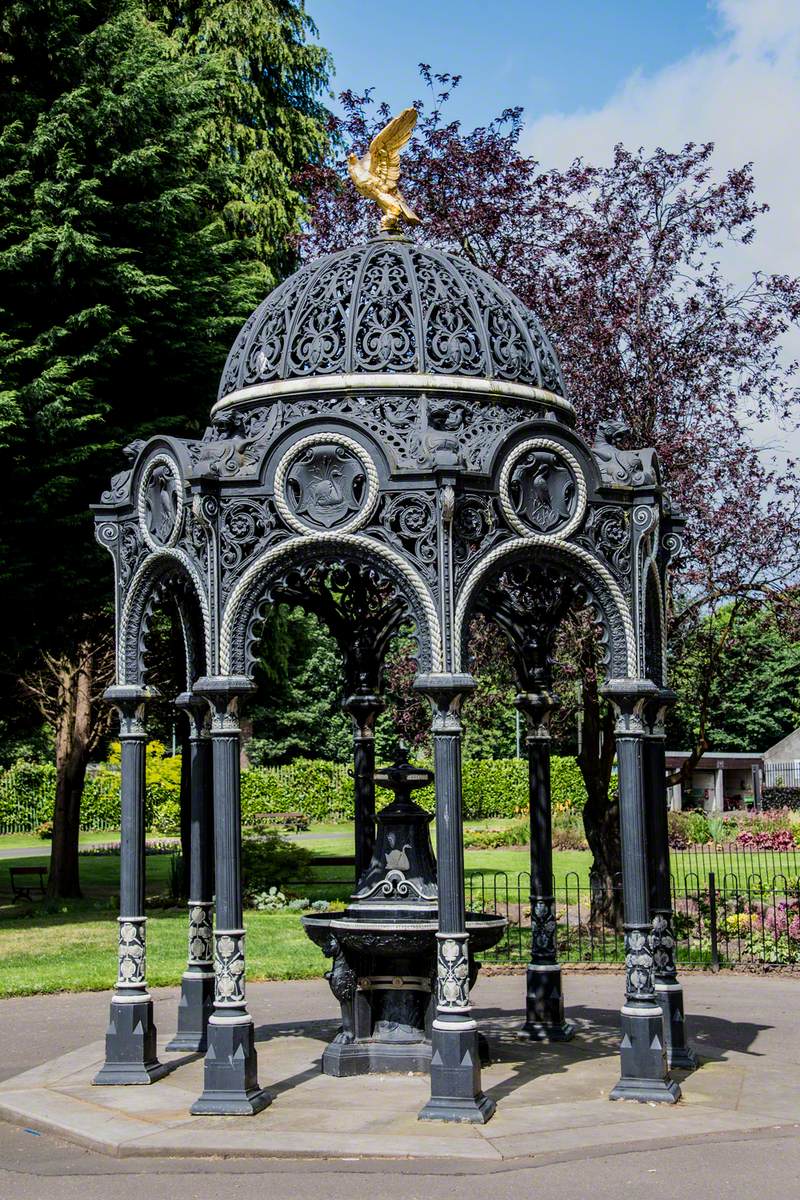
xmin=302 ymin=756 xmax=506 ymax=1077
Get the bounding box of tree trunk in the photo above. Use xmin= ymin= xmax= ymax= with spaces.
xmin=47 ymin=642 xmax=95 ymax=899
xmin=577 ymin=666 xmax=622 ymax=929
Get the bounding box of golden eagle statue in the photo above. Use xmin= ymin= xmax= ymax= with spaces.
xmin=347 ymin=107 xmax=421 ymax=233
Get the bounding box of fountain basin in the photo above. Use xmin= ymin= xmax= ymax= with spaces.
xmin=302 ymin=911 xmax=508 ymax=958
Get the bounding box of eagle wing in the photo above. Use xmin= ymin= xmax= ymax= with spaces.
xmin=368 ymin=107 xmax=417 ymax=192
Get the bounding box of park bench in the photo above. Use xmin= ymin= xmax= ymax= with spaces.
xmin=250 ymin=811 xmax=310 ymax=833
xmin=313 ymin=855 xmax=356 ymax=869
xmin=9 ymin=864 xmax=48 ymax=900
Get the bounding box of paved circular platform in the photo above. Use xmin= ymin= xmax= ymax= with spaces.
xmin=1 ymin=973 xmax=798 ymax=1161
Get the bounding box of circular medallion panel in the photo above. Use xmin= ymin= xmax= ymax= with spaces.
xmin=274 ymin=433 xmax=379 ymax=536
xmin=499 ymin=438 xmax=587 ymax=539
xmin=138 ymin=453 xmax=184 ymax=551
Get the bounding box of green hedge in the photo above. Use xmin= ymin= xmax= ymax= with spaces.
xmin=241 ymin=755 xmax=587 ymax=822
xmin=0 ymin=753 xmax=591 ymax=832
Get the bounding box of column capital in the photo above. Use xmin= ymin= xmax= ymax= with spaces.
xmin=413 ymin=673 xmax=475 ymax=705
xmin=193 ymin=676 xmax=255 ymax=732
xmin=175 ymin=690 xmax=210 ymax=739
xmin=414 ymin=674 xmax=475 ymax=731
xmin=341 ymin=691 xmax=385 ymax=738
xmin=602 ymin=678 xmax=659 ymax=735
xmin=104 ymin=684 xmax=157 ymax=735
xmin=642 ymin=687 xmax=678 ymax=737
xmin=516 ymin=689 xmax=560 ymax=738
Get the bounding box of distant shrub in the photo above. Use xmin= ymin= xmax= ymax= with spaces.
xmin=241 ymin=834 xmax=312 ymax=898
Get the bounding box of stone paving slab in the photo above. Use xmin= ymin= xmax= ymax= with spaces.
xmin=2 ymin=974 xmax=799 ymax=1163
xmin=0 ymin=1000 xmax=794 ymax=1163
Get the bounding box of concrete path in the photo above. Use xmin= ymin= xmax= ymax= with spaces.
xmin=0 ymin=846 xmax=50 ymax=861
xmin=1 ymin=972 xmax=799 ymax=1198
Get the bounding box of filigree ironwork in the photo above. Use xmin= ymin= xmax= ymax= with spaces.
xmin=218 ymin=241 xmax=566 ymax=399
xmin=262 ymin=560 xmax=409 ymax=695
xmin=367 ymin=492 xmax=438 ymax=586
xmin=218 ymin=497 xmax=285 ymax=599
xmin=473 ymin=562 xmax=575 ymax=691
xmin=577 ymin=504 xmax=632 ymax=586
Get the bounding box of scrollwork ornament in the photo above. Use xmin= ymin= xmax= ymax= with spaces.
xmin=96 ymin=522 xmax=118 ymax=547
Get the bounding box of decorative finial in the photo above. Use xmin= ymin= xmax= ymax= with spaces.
xmin=347 ymin=107 xmax=421 ymax=234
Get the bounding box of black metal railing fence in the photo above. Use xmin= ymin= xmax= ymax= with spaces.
xmin=299 ymin=847 xmax=800 ymax=968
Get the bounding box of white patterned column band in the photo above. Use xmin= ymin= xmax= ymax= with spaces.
xmin=116 ymin=916 xmax=147 ymax=991
xmin=436 ymin=931 xmax=471 ymax=1013
xmin=187 ymin=901 xmax=214 ymax=969
xmin=214 ymin=929 xmax=246 ymax=1007
xmin=624 ymin=926 xmax=656 ymax=1002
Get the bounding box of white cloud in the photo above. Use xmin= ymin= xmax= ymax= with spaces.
xmin=523 ymin=0 xmax=800 ymax=457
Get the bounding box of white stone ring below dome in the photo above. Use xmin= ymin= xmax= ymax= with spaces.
xmin=210 ymin=371 xmax=573 ymax=420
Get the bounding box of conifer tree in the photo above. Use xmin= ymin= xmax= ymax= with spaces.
xmin=0 ymin=0 xmax=330 ymax=894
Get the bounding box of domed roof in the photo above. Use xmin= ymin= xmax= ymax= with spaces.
xmin=217 ymin=237 xmax=566 ymax=403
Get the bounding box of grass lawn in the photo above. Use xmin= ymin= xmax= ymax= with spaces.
xmin=1 ymin=822 xmax=797 ymax=997
xmin=0 ymin=830 xmax=123 ymax=852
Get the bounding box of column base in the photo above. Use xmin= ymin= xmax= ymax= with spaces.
xmin=610 ymin=1076 xmax=682 ymax=1103
xmin=191 ymin=1015 xmax=271 ymax=1116
xmin=656 ymin=981 xmax=697 ymax=1071
xmin=419 ymin=1093 xmax=496 ymax=1124
xmin=93 ymin=996 xmax=168 ymax=1086
xmin=610 ymin=1003 xmax=681 ymax=1104
xmin=519 ymin=963 xmax=574 ymax=1041
xmin=166 ymin=971 xmax=215 ymax=1053
xmin=417 ymin=1022 xmax=494 ymax=1124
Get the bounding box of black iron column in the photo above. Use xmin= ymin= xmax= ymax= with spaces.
xmin=167 ymin=692 xmax=215 ymax=1053
xmin=414 ymin=673 xmax=494 ymax=1124
xmin=191 ymin=676 xmax=270 ymax=1116
xmin=603 ymin=679 xmax=680 ymax=1103
xmin=342 ymin=691 xmax=385 ymax=885
xmin=95 ymin=685 xmax=168 ymax=1085
xmin=644 ymin=689 xmax=696 ymax=1070
xmin=516 ymin=690 xmax=574 ymax=1042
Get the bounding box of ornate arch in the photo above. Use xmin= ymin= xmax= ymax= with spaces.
xmin=220 ymin=532 xmax=443 ymax=676
xmin=454 ymin=536 xmax=637 ymax=679
xmin=118 ymin=549 xmax=211 ymax=685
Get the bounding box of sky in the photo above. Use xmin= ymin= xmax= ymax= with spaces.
xmin=309 ymin=0 xmax=800 ymax=458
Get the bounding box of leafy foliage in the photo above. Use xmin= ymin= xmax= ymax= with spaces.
xmin=247 ymin=607 xmax=351 ymax=764
xmin=241 ymin=834 xmax=312 ymax=897
xmin=670 ymin=605 xmax=800 ymax=753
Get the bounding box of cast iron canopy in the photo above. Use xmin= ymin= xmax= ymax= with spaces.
xmin=217 ymin=235 xmax=567 ymax=407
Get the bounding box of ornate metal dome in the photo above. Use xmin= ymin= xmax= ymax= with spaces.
xmin=218 ymin=235 xmax=566 ymax=403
